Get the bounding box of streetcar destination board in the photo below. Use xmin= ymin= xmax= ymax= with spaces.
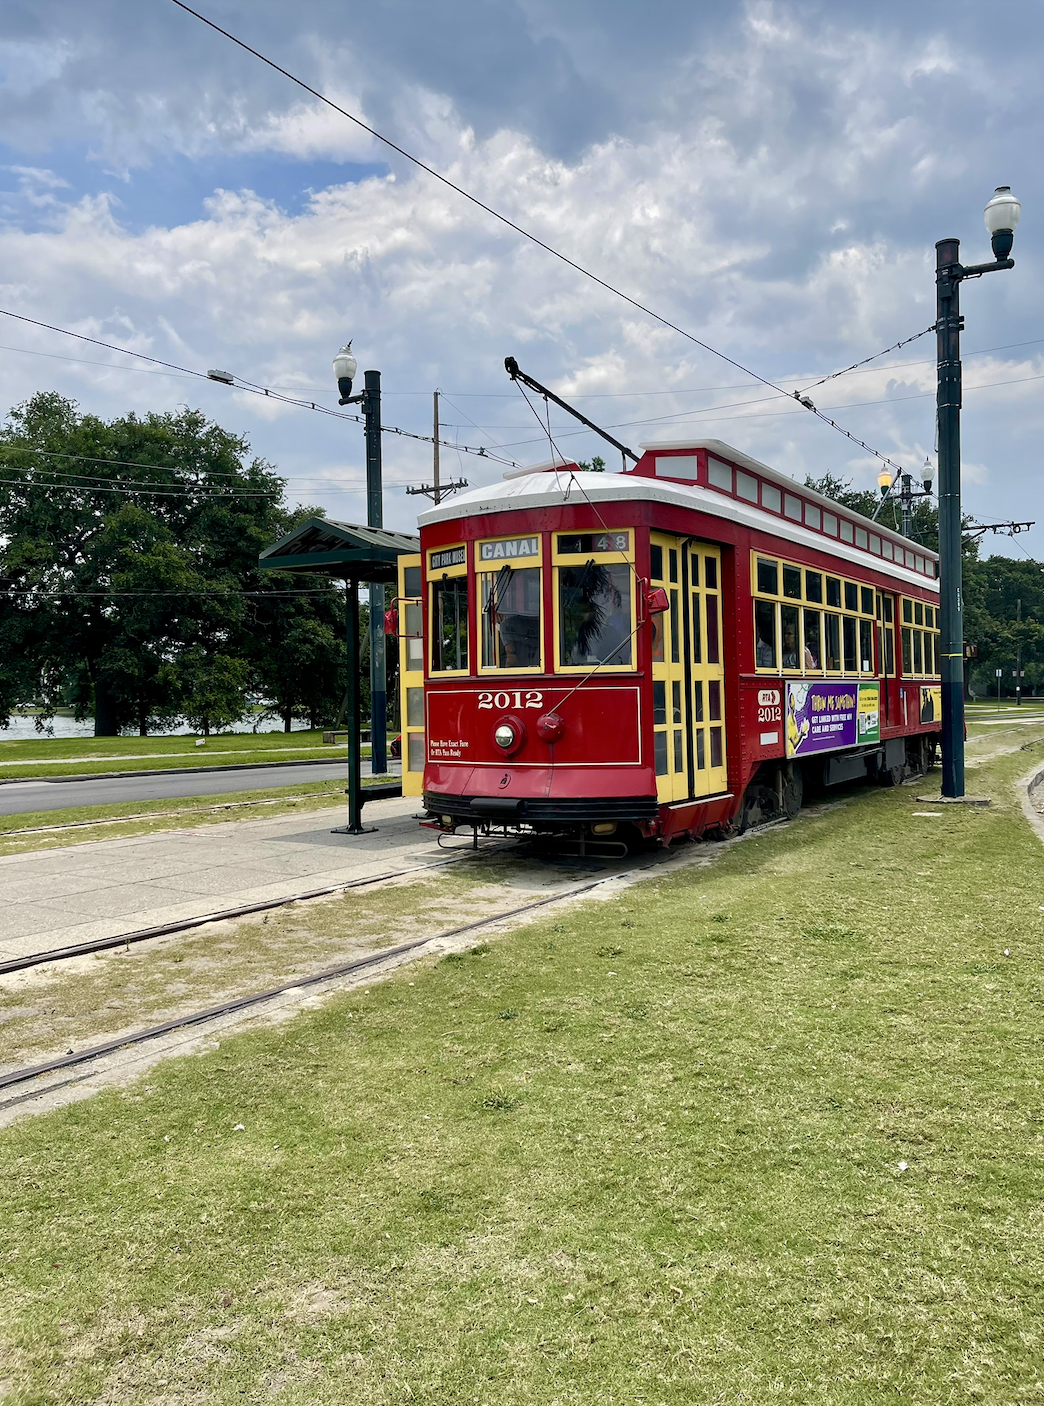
xmin=429 ymin=546 xmax=466 ymax=570
xmin=478 ymin=536 xmax=540 ymax=561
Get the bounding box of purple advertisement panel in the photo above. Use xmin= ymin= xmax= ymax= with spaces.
xmin=785 ymin=681 xmax=879 ymax=758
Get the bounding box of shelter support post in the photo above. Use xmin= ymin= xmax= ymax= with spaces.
xmin=333 ymin=579 xmax=375 ymax=836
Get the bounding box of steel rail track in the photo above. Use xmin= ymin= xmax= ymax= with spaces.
xmin=0 ymin=844 xmax=503 ymax=977
xmin=0 ymin=858 xmax=670 ymax=1103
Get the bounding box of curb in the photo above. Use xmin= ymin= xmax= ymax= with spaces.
xmin=0 ymin=757 xmax=398 ymax=786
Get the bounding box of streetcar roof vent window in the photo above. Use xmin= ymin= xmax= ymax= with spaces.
xmin=736 ymin=470 xmax=758 ymax=502
xmin=855 ymin=526 xmax=868 ymax=549
xmin=905 ymin=549 xmax=916 ymax=568
xmin=839 ymin=519 xmax=854 ymax=543
xmin=762 ymin=482 xmax=781 ymax=513
xmin=707 ymin=457 xmax=732 ymax=492
xmin=654 ymin=453 xmax=699 ymax=480
xmin=823 ymin=512 xmax=838 ymax=537
xmin=916 ymin=555 xmax=926 ymax=574
xmin=882 ymin=540 xmax=894 ymax=560
xmin=784 ymin=494 xmax=802 ymax=521
xmin=804 ymin=503 xmax=821 ymax=530
xmin=869 ymin=534 xmax=881 ymax=555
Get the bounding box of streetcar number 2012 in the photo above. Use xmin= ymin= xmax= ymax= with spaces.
xmin=478 ymin=690 xmax=543 ymax=710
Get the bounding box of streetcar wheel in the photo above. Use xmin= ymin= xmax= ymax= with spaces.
xmin=782 ymin=765 xmax=803 ymax=819
xmin=881 ymin=764 xmax=904 ymax=788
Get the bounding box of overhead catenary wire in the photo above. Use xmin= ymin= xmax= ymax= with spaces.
xmin=0 ymin=308 xmax=521 ymax=469
xmin=166 ymin=0 xmax=935 ymax=484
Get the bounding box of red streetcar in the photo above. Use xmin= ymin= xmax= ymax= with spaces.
xmin=395 ymin=437 xmax=941 ymax=848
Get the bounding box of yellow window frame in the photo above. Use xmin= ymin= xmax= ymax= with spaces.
xmin=475 ymin=534 xmax=544 ymax=675
xmin=750 ymin=550 xmax=880 ymax=677
xmin=397 ymin=553 xmax=425 ymax=797
xmin=428 ymin=544 xmax=470 ymax=677
xmin=552 ymin=530 xmax=636 ymax=674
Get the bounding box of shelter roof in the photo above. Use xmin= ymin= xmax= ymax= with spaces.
xmin=259 ymin=517 xmax=419 ymax=581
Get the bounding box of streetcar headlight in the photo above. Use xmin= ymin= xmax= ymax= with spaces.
xmin=494 ymin=723 xmax=517 ymax=750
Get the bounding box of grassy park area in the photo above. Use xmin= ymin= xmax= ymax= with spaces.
xmin=0 ymin=733 xmax=1042 ymax=1402
xmin=0 ymin=729 xmax=365 ymax=780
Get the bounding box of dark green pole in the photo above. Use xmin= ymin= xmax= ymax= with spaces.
xmin=344 ymin=579 xmax=365 ymax=833
xmin=364 ymin=369 xmax=387 ymax=776
xmin=936 ymin=237 xmax=965 ymax=798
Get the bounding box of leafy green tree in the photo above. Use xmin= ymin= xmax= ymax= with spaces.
xmin=578 ymin=455 xmax=606 ymax=472
xmin=0 ymin=392 xmax=344 ymax=735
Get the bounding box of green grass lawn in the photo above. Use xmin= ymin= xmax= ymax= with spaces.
xmin=0 ymin=730 xmax=380 ymax=779
xmin=1 ymin=741 xmax=1043 ymax=1402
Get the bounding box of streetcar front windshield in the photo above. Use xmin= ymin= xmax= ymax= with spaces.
xmin=481 ymin=566 xmax=541 ymax=669
xmin=558 ymin=562 xmax=632 ymax=667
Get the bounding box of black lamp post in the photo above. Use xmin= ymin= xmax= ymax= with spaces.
xmin=935 ymin=186 xmax=1020 ymax=799
xmin=333 ymin=343 xmax=387 ymax=777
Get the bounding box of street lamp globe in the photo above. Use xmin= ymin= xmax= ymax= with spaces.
xmin=877 ymin=469 xmax=892 ymax=496
xmin=333 ymin=343 xmax=358 ymax=403
xmin=921 ymin=457 xmax=933 ymax=493
xmin=984 ymin=186 xmax=1021 ymax=260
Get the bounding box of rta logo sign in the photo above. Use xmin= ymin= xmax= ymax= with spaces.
xmin=758 ymin=688 xmax=780 ymax=706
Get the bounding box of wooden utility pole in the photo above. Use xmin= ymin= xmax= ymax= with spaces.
xmin=433 ymin=390 xmax=441 ymax=505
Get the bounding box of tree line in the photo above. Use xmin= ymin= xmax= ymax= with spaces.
xmin=0 ymin=392 xmax=367 ymax=736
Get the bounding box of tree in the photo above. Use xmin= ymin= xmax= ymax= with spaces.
xmin=0 ymin=393 xmax=344 ymax=735
xmin=578 ymin=455 xmax=606 ymax=472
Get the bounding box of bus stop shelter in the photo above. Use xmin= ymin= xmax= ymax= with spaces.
xmin=259 ymin=517 xmax=420 ymax=834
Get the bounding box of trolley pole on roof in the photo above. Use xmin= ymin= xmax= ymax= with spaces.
xmin=934 ymin=187 xmax=1020 ymax=799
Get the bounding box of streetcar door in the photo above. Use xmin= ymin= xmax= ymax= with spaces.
xmin=397 ymin=554 xmax=425 ymax=797
xmin=878 ymin=590 xmax=897 ymax=727
xmin=650 ymin=534 xmax=688 ymax=803
xmin=687 ymin=542 xmax=728 ymax=798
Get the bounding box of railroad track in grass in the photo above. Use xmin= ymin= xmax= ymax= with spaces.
xmin=0 ymin=849 xmax=678 ymax=1110
xmin=0 ymin=836 xmax=506 ymax=978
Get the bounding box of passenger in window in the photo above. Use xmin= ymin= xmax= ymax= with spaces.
xmin=781 ymin=619 xmax=799 ymax=669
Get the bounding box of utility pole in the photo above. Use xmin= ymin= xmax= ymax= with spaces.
xmin=433 ymin=390 xmax=441 ymax=506
xmin=1016 ymin=597 xmax=1023 ymax=707
xmin=405 ymin=389 xmax=468 ymax=503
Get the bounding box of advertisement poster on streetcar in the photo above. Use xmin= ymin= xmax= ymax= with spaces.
xmin=920 ymin=685 xmax=942 ymax=723
xmin=785 ymin=681 xmax=880 ymax=758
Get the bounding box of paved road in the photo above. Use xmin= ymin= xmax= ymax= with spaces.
xmin=0 ymin=760 xmax=399 ymax=817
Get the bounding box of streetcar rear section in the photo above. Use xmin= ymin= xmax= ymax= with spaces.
xmin=395 ymin=440 xmax=943 ymax=848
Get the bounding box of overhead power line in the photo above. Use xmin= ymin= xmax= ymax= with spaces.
xmin=167 ymin=0 xmax=930 ymax=482
xmin=0 ymin=308 xmax=521 ymax=468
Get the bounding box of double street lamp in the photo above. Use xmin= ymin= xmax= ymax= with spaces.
xmin=333 ymin=343 xmax=387 ymax=775
xmin=934 ymin=186 xmax=1020 ymax=798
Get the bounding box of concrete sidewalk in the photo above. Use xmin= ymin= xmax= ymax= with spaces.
xmin=0 ymin=796 xmax=444 ymax=963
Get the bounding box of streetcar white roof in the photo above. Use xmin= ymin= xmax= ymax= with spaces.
xmin=417 ymin=447 xmax=937 ymax=594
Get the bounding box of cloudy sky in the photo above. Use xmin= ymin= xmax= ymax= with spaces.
xmin=0 ymin=0 xmax=1040 ymax=554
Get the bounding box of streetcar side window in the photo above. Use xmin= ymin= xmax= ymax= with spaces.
xmin=754 ymin=553 xmax=883 ymax=676
xmin=824 ymin=613 xmax=841 ymax=671
xmin=898 ymin=596 xmax=941 ymax=679
xmin=650 ymin=544 xmax=664 ymax=581
xmin=803 ymin=609 xmax=821 ymax=671
xmin=755 ymin=600 xmax=776 ymax=668
xmin=431 ymin=578 xmax=469 ymax=672
xmin=558 ymin=562 xmax=632 ymax=667
xmin=756 ymin=558 xmax=778 ymax=595
xmin=480 ymin=566 xmax=542 ymax=670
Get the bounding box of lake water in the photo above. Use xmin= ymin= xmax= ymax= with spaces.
xmin=2 ymin=715 xmax=315 ymax=741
